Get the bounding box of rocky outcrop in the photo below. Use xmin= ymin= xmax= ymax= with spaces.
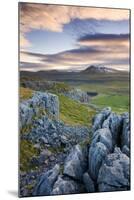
xmin=92 ymin=107 xmax=111 ymax=132
xmin=52 ymin=175 xmax=85 ymax=195
xmin=102 ymin=113 xmax=122 ymax=146
xmin=121 ymin=113 xmax=130 ymax=148
xmin=23 ymin=115 xmax=90 ymax=149
xmin=63 ymin=144 xmax=88 ymax=181
xmin=21 ymin=79 xmax=90 ymax=103
xmin=91 ymin=128 xmax=113 ymax=152
xmin=98 ymin=148 xmax=130 ymax=192
xmin=64 ymin=88 xmax=89 ymax=103
xmin=88 ymin=142 xmax=109 ymax=181
xmin=88 ymin=108 xmax=130 ymax=192
xmin=20 ymin=91 xmax=59 ymax=129
xmin=20 ymin=96 xmax=130 ymax=197
xmin=33 ymin=164 xmax=60 ymax=196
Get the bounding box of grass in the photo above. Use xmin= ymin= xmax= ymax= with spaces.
xmin=20 ymin=123 xmax=33 ymax=135
xmin=59 ymin=94 xmax=95 ymax=126
xmin=76 ymin=81 xmax=129 ymax=95
xmin=91 ymin=93 xmax=129 ymax=113
xmin=73 ymin=80 xmax=129 ymax=114
xmin=20 ymin=139 xmax=40 ymax=172
xmin=50 ymin=82 xmax=71 ymax=93
xmin=20 ymin=87 xmax=33 ymax=100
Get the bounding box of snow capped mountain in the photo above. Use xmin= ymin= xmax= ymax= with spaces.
xmin=82 ymin=65 xmax=117 ymax=73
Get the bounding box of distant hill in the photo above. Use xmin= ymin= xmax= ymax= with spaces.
xmin=20 ymin=65 xmax=129 ymax=84
xmin=81 ymin=65 xmax=118 ymax=74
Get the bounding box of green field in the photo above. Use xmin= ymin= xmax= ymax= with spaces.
xmin=74 ymin=80 xmax=129 ymax=113
xmin=90 ymin=93 xmax=129 ymax=113
xmin=59 ymin=94 xmax=95 ymax=126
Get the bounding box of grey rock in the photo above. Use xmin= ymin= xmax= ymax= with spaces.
xmin=25 ymin=114 xmax=90 ymax=149
xmin=20 ymin=91 xmax=59 ymax=129
xmin=32 ymin=164 xmax=60 ymax=196
xmin=60 ymin=135 xmax=68 ymax=144
xmin=63 ymin=144 xmax=88 ymax=181
xmin=92 ymin=128 xmax=113 ymax=152
xmin=51 ymin=175 xmax=85 ymax=195
xmin=64 ymin=88 xmax=89 ymax=103
xmin=83 ymin=172 xmax=95 ymax=192
xmin=20 ymin=103 xmax=34 ymax=129
xmin=92 ymin=107 xmax=111 ymax=132
xmin=98 ymin=147 xmax=130 ymax=192
xmin=122 ymin=145 xmax=130 ymax=157
xmin=41 ymin=149 xmax=52 ymax=157
xmin=33 ymin=143 xmax=40 ymax=149
xmin=88 ymin=142 xmax=109 ymax=181
xmin=121 ymin=113 xmax=130 ymax=148
xmin=102 ymin=113 xmax=122 ymax=146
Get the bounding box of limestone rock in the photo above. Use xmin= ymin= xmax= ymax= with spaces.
xmin=121 ymin=113 xmax=130 ymax=148
xmin=20 ymin=91 xmax=59 ymax=129
xmin=102 ymin=113 xmax=122 ymax=146
xmin=88 ymin=142 xmax=109 ymax=181
xmin=92 ymin=107 xmax=111 ymax=132
xmin=83 ymin=172 xmax=95 ymax=192
xmin=122 ymin=145 xmax=130 ymax=157
xmin=51 ymin=175 xmax=85 ymax=195
xmin=63 ymin=144 xmax=88 ymax=181
xmin=64 ymin=88 xmax=89 ymax=103
xmin=92 ymin=128 xmax=113 ymax=152
xmin=98 ymin=147 xmax=130 ymax=192
xmin=32 ymin=164 xmax=60 ymax=196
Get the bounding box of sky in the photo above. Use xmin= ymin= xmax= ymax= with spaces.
xmin=20 ymin=3 xmax=130 ymax=72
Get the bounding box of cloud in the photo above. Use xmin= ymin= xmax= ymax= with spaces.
xmin=20 ymin=33 xmax=31 ymax=49
xmin=78 ymin=33 xmax=129 ymax=41
xmin=77 ymin=33 xmax=129 ymax=53
xmin=20 ymin=3 xmax=129 ymax=48
xmin=20 ymin=32 xmax=129 ymax=71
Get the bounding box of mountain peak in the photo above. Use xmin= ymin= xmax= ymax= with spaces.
xmin=82 ymin=65 xmax=116 ymax=73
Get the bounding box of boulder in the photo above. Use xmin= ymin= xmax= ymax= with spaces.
xmin=88 ymin=142 xmax=109 ymax=181
xmin=102 ymin=113 xmax=122 ymax=146
xmin=92 ymin=128 xmax=113 ymax=152
xmin=51 ymin=175 xmax=85 ymax=195
xmin=83 ymin=172 xmax=95 ymax=193
xmin=63 ymin=144 xmax=88 ymax=181
xmin=92 ymin=107 xmax=111 ymax=132
xmin=32 ymin=164 xmax=60 ymax=196
xmin=97 ymin=147 xmax=130 ymax=192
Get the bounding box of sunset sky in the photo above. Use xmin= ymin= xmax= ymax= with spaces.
xmin=20 ymin=3 xmax=130 ymax=72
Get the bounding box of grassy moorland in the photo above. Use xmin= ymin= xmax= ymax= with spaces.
xmin=20 ymin=69 xmax=130 ymax=114
xmin=59 ymin=94 xmax=95 ymax=126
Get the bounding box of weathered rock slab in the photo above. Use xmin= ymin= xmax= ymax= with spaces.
xmin=51 ymin=175 xmax=85 ymax=195
xmin=92 ymin=107 xmax=111 ymax=132
xmin=32 ymin=164 xmax=60 ymax=196
xmin=97 ymin=148 xmax=130 ymax=192
xmin=63 ymin=144 xmax=88 ymax=181
xmin=88 ymin=142 xmax=109 ymax=181
xmin=92 ymin=128 xmax=113 ymax=152
xmin=83 ymin=172 xmax=95 ymax=193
